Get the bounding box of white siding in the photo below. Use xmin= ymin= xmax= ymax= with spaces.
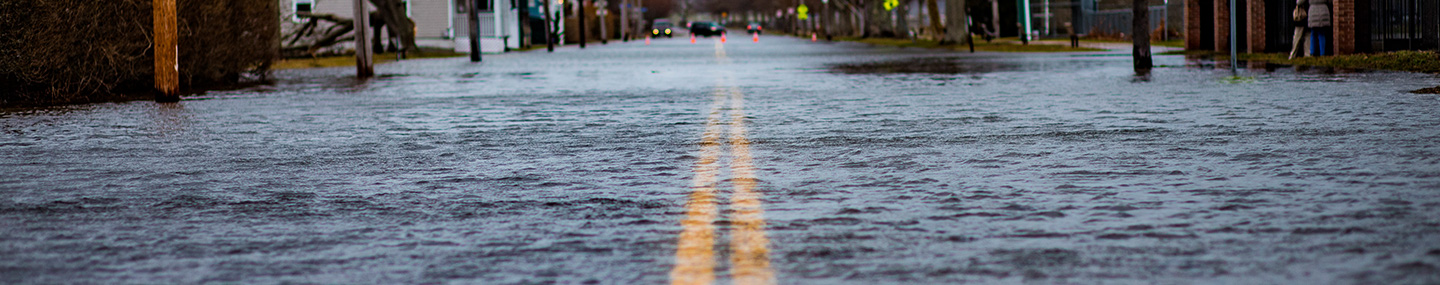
xmin=411 ymin=0 xmax=452 ymax=39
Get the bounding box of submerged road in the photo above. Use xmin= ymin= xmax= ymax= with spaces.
xmin=3 ymin=35 xmax=1440 ymax=284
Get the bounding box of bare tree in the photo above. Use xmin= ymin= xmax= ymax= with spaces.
xmin=368 ymin=0 xmax=420 ymax=55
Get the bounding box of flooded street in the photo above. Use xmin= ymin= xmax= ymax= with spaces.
xmin=3 ymin=36 xmax=1440 ymax=284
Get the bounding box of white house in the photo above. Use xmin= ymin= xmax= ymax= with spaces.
xmin=280 ymin=0 xmax=529 ymax=53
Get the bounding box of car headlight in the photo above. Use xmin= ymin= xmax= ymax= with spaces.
xmin=652 ymin=29 xmax=659 ymax=34
xmin=665 ymin=29 xmax=671 ymax=34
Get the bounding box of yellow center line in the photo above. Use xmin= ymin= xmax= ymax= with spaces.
xmin=671 ymin=88 xmax=729 ymax=285
xmin=673 ymin=40 xmax=776 ymax=285
xmin=725 ymin=86 xmax=775 ymax=285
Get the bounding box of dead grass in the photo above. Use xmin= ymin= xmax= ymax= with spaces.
xmin=1182 ymin=50 xmax=1440 ymax=74
xmin=274 ymin=49 xmax=467 ymax=70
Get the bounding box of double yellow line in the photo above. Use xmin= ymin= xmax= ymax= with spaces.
xmin=671 ymin=40 xmax=775 ymax=285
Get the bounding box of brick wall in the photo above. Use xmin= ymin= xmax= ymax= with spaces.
xmin=1214 ymin=0 xmax=1228 ymax=51
xmin=1247 ymin=0 xmax=1265 ymax=52
xmin=1186 ymin=0 xmax=1202 ymax=50
xmin=1334 ymin=0 xmax=1355 ymax=54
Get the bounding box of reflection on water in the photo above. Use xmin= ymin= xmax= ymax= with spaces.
xmin=830 ymin=57 xmax=1023 ymax=74
xmin=147 ymin=102 xmax=190 ymax=135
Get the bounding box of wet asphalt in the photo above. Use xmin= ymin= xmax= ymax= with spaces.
xmin=3 ymin=35 xmax=1440 ymax=284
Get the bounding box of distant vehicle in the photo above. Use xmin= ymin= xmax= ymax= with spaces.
xmin=651 ymin=19 xmax=674 ymax=38
xmin=746 ymin=22 xmax=762 ymax=35
xmin=689 ymin=21 xmax=726 ymax=37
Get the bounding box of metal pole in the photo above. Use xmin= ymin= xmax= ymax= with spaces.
xmin=579 ymin=0 xmax=587 ymax=48
xmin=1229 ymin=0 xmax=1236 ymax=73
xmin=469 ymin=0 xmax=482 ymax=61
xmin=154 ymin=0 xmax=180 ymax=101
xmin=519 ymin=0 xmax=530 ymax=48
xmin=598 ymin=4 xmax=608 ymax=44
xmin=355 ymin=0 xmax=375 ymax=76
xmin=1022 ymin=0 xmax=1031 ymax=42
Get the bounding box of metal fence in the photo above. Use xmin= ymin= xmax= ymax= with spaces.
xmin=1372 ymin=0 xmax=1439 ymax=51
xmin=1079 ymin=6 xmax=1167 ymax=37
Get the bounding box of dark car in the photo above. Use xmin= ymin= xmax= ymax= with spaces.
xmin=689 ymin=21 xmax=726 ymax=37
xmin=651 ymin=19 xmax=674 ymax=38
xmin=746 ymin=22 xmax=762 ymax=35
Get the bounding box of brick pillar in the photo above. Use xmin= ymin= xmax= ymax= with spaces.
xmin=1186 ymin=0 xmax=1202 ymax=50
xmin=1333 ymin=0 xmax=1356 ymax=54
xmin=1247 ymin=0 xmax=1265 ymax=52
xmin=1215 ymin=0 xmax=1229 ymax=51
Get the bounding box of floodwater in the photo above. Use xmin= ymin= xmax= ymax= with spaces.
xmin=3 ymin=36 xmax=1440 ymax=284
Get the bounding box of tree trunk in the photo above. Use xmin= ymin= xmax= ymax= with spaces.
xmin=927 ymin=0 xmax=943 ymax=41
xmin=944 ymin=0 xmax=968 ymax=44
xmin=897 ymin=0 xmax=910 ymax=38
xmin=367 ymin=0 xmax=420 ymax=55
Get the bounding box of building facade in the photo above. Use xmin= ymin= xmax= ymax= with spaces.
xmin=280 ymin=0 xmax=528 ymax=53
xmin=1185 ymin=0 xmax=1438 ymax=54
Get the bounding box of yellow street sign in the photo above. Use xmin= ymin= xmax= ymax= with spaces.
xmin=797 ymin=4 xmax=809 ymax=19
xmin=883 ymin=0 xmax=899 ymax=11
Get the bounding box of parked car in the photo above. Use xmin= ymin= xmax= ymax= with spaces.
xmin=651 ymin=19 xmax=674 ymax=38
xmin=746 ymin=22 xmax=762 ymax=35
xmin=689 ymin=21 xmax=726 ymax=37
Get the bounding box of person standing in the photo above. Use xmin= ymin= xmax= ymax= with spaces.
xmin=1289 ymin=0 xmax=1309 ymax=59
xmin=1308 ymin=0 xmax=1332 ymax=56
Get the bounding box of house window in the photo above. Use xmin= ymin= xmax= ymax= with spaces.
xmin=293 ymin=0 xmax=314 ymax=21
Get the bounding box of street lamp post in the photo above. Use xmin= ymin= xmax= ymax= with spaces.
xmin=597 ymin=1 xmax=608 ymax=44
xmin=468 ymin=0 xmax=482 ymax=61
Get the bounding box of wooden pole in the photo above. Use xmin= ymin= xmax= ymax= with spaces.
xmin=354 ymin=0 xmax=374 ymax=77
xmin=154 ymin=0 xmax=180 ymax=102
xmin=469 ymin=0 xmax=482 ymax=61
xmin=1133 ymin=0 xmax=1152 ymax=74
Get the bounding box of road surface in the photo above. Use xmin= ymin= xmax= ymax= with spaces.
xmin=3 ymin=36 xmax=1440 ymax=284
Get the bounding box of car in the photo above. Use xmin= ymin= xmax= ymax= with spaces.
xmin=746 ymin=22 xmax=762 ymax=35
xmin=689 ymin=21 xmax=726 ymax=37
xmin=651 ymin=19 xmax=674 ymax=38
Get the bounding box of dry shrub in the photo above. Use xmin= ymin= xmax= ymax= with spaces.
xmin=0 ymin=0 xmax=279 ymax=106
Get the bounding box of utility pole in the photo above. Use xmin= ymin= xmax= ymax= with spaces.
xmin=544 ymin=0 xmax=555 ymax=51
xmin=1132 ymin=0 xmax=1151 ymax=74
xmin=1228 ymin=0 xmax=1236 ymax=74
xmin=620 ymin=0 xmax=629 ymax=42
xmin=469 ymin=0 xmax=483 ymax=62
xmin=579 ymin=0 xmax=587 ymax=48
xmin=636 ymin=0 xmax=643 ymax=39
xmin=823 ymin=0 xmax=832 ymax=40
xmin=354 ymin=0 xmax=375 ymax=77
xmin=154 ymin=0 xmax=180 ymax=102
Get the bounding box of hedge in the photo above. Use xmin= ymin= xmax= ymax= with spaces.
xmin=0 ymin=0 xmax=279 ymax=106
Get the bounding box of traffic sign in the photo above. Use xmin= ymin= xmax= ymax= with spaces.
xmin=883 ymin=0 xmax=899 ymax=11
xmin=797 ymin=4 xmax=809 ymax=19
